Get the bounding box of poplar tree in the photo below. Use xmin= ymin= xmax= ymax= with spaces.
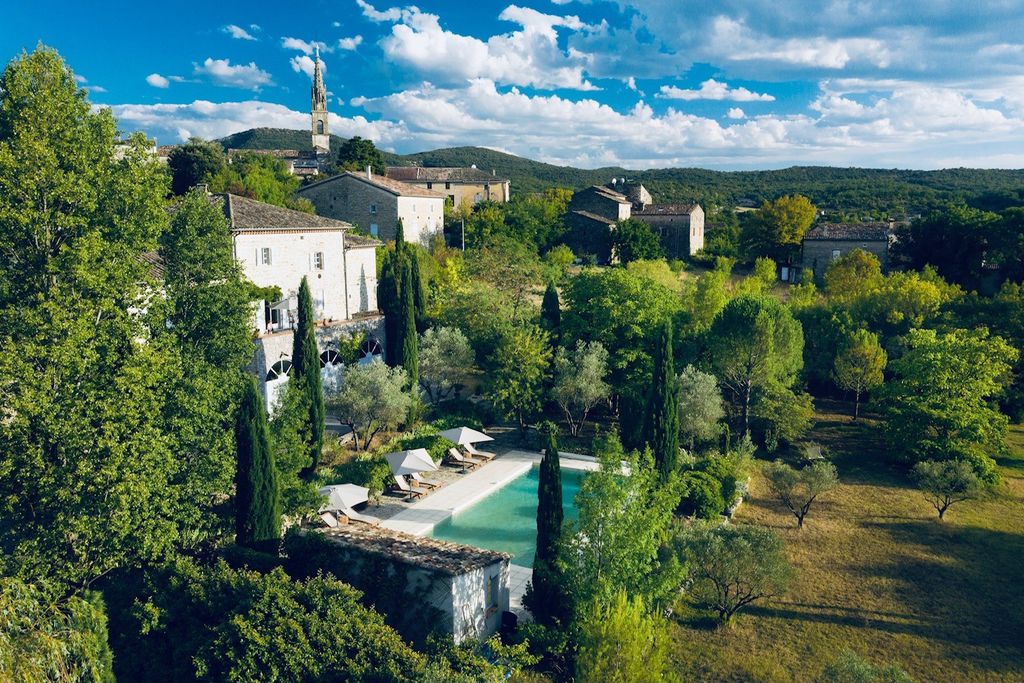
xmin=526 ymin=427 xmax=569 ymax=625
xmin=643 ymin=322 xmax=680 ymax=480
xmin=235 ymin=376 xmax=281 ymax=552
xmin=293 ymin=277 xmax=325 ymax=474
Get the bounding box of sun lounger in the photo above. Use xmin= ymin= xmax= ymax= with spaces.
xmin=447 ymin=447 xmax=483 ymax=471
xmin=392 ymin=474 xmax=427 ymax=500
xmin=463 ymin=442 xmax=497 ymax=461
xmin=411 ymin=472 xmax=442 ymax=489
xmin=319 ymin=511 xmax=340 ymax=528
xmin=340 ymin=506 xmax=381 ymax=526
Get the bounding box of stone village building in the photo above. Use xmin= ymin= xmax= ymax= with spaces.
xmin=214 ymin=192 xmax=384 ymax=410
xmin=801 ymin=222 xmax=894 ymax=279
xmin=566 ymin=179 xmax=704 ymax=262
xmin=385 ymin=165 xmax=511 ymax=207
xmin=296 ymin=170 xmax=446 ymax=245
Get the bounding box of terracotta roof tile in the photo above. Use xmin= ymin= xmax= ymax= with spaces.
xmin=804 ymin=222 xmax=895 ymax=241
xmin=213 ymin=193 xmax=353 ymax=230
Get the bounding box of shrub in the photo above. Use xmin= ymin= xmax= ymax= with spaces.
xmin=328 ymin=456 xmax=392 ymax=501
xmin=679 ymin=470 xmax=727 ymax=519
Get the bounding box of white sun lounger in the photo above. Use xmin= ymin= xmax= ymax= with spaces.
xmin=392 ymin=474 xmax=427 ymax=500
xmin=340 ymin=506 xmax=382 ymax=526
xmin=411 ymin=472 xmax=442 ymax=489
xmin=447 ymin=447 xmax=483 ymax=471
xmin=463 ymin=442 xmax=497 ymax=461
xmin=320 ymin=511 xmax=340 ymax=528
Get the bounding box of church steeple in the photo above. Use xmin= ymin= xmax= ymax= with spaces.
xmin=311 ymin=46 xmax=329 ymax=154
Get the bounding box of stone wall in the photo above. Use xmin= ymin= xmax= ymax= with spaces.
xmin=802 ymin=239 xmax=889 ymax=279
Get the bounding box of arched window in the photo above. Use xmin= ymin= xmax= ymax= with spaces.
xmin=317 ymin=120 xmax=325 ymax=135
xmin=319 ymin=349 xmax=343 ymax=368
xmin=360 ymin=337 xmax=383 ymax=358
xmin=266 ymin=359 xmax=292 ymax=381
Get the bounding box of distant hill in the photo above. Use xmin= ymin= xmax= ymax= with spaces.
xmin=217 ymin=128 xmax=1024 ymax=217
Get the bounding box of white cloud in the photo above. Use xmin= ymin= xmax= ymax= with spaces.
xmin=281 ymin=37 xmax=332 ymax=54
xmin=109 ymin=99 xmax=404 ymax=145
xmin=193 ymin=58 xmax=273 ymax=90
xmin=290 ymin=55 xmax=320 ymax=78
xmin=333 ymin=20 xmax=342 ymax=28
xmin=657 ymin=79 xmax=775 ymax=102
xmin=74 ymin=74 xmax=87 ymax=83
xmin=146 ymin=73 xmax=170 ymax=88
xmin=224 ymin=24 xmax=256 ymax=41
xmin=625 ymin=77 xmax=637 ymax=91
xmin=339 ymin=35 xmax=363 ymax=51
xmin=370 ymin=3 xmax=600 ymax=90
xmin=727 ymin=107 xmax=745 ymax=119
xmin=356 ymin=0 xmax=402 ymax=22
xmin=84 ymin=85 xmax=107 ymax=93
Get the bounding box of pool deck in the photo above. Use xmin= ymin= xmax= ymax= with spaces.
xmin=379 ymin=449 xmax=598 ymax=621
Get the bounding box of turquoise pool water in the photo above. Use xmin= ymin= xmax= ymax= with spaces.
xmin=428 ymin=466 xmax=585 ymax=567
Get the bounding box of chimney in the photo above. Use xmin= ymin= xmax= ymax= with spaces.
xmin=366 ymin=165 xmax=372 ymax=179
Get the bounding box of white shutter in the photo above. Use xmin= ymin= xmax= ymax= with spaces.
xmin=255 ymin=247 xmax=259 ymax=264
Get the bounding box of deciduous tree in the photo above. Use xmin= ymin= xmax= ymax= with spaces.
xmin=824 ymin=249 xmax=883 ymax=301
xmin=335 ymin=135 xmax=386 ymax=175
xmin=168 ymin=138 xmax=225 ymax=195
xmin=833 ymin=329 xmax=886 ymax=419
xmin=575 ymin=591 xmax=674 ymax=683
xmin=611 ymin=218 xmax=664 ymax=264
xmin=486 ymin=325 xmax=551 ymax=434
xmin=419 ymin=326 xmax=474 ymax=402
xmin=741 ymin=194 xmax=816 ymax=261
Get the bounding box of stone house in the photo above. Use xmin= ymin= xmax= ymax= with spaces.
xmin=565 ymin=180 xmax=705 ymax=261
xmin=216 ymin=192 xmax=383 ymax=409
xmin=386 ymin=166 xmax=511 ymax=207
xmin=296 ymin=170 xmax=446 ymax=245
xmin=801 ymin=222 xmax=893 ymax=279
xmin=314 ymin=525 xmax=511 ymax=644
xmin=633 ymin=203 xmax=706 ymax=258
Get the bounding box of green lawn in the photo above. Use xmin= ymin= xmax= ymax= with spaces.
xmin=668 ymin=403 xmax=1024 ymax=682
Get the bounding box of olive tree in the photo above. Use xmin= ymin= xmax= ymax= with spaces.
xmin=675 ymin=523 xmax=792 ymax=626
xmin=762 ymin=460 xmax=839 ymax=529
xmin=552 ymin=341 xmax=611 ymax=437
xmin=419 ymin=326 xmax=475 ymax=402
xmin=326 ymin=361 xmax=410 ymax=451
xmin=912 ymin=459 xmax=985 ymax=520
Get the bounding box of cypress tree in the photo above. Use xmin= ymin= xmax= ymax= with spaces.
xmin=378 ymin=251 xmax=400 ymax=366
xmin=540 ymin=282 xmax=561 ymax=350
xmin=526 ymin=427 xmax=569 ymax=625
xmin=293 ymin=277 xmax=325 ymax=475
xmin=643 ymin=322 xmax=680 ymax=481
xmin=410 ymin=247 xmax=427 ymax=334
xmin=398 ymin=251 xmax=419 ymax=386
xmin=235 ymin=375 xmax=281 ymax=552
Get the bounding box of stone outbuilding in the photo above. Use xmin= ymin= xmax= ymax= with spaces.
xmin=801 ymin=222 xmax=894 ymax=279
xmin=296 ymin=170 xmax=445 ymax=245
xmin=633 ymin=203 xmax=705 ymax=259
xmin=313 ymin=525 xmax=511 ymax=644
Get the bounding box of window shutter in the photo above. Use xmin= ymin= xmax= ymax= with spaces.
xmin=255 ymin=248 xmax=260 ymax=264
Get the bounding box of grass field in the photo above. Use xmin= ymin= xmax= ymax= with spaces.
xmin=669 ymin=401 xmax=1024 ymax=682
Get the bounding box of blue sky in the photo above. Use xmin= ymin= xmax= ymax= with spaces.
xmin=3 ymin=0 xmax=1024 ymax=170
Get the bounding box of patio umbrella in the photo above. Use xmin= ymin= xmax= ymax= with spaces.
xmin=318 ymin=483 xmax=369 ymax=511
xmin=384 ymin=448 xmax=439 ymax=476
xmin=436 ymin=426 xmax=494 ymax=446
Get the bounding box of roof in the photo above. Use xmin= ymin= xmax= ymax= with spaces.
xmin=345 ymin=232 xmax=382 ymax=249
xmin=634 ymin=203 xmax=700 ymax=216
xmin=386 ymin=166 xmax=509 ymax=183
xmin=803 ymin=222 xmax=893 ymax=241
xmin=583 ymin=185 xmax=631 ymax=204
xmin=568 ymin=209 xmax=617 ymax=226
xmin=227 ymin=148 xmax=303 ymax=160
xmin=298 ymin=171 xmax=446 ymax=199
xmin=137 ymin=251 xmax=166 ymax=280
xmin=213 ymin=193 xmax=354 ymax=231
xmin=318 ymin=525 xmax=509 ymax=576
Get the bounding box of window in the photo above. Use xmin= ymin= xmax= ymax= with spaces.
xmin=831 ymin=249 xmax=842 ymax=260
xmin=359 ymin=337 xmax=383 ymax=360
xmin=260 ymin=247 xmax=272 ymax=265
xmin=426 ymin=182 xmax=433 ymax=189
xmin=369 ymin=203 xmax=377 ymax=214
xmin=313 ymin=251 xmax=324 ymax=270
xmin=370 ymin=223 xmax=379 ymax=237
xmin=445 ymin=182 xmax=451 ymax=190
xmin=266 ymin=359 xmax=292 ymax=381
xmin=319 ymin=349 xmax=343 ymax=368
xmin=317 ymin=120 xmax=325 ymax=134
xmin=487 ymin=574 xmax=498 ymax=609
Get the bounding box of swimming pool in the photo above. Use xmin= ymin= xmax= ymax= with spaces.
xmin=428 ymin=465 xmax=586 ymax=567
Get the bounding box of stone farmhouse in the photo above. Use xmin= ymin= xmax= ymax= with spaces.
xmin=566 ymin=179 xmax=704 ymax=262
xmin=801 ymin=222 xmax=894 ymax=279
xmin=385 ymin=165 xmax=511 ymax=207
xmin=296 ymin=170 xmax=446 ymax=245
xmin=313 ymin=525 xmax=511 ymax=644
xmin=215 ymin=192 xmax=383 ymax=409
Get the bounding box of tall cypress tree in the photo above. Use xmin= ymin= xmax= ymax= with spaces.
xmin=398 ymin=251 xmax=419 ymax=386
xmin=643 ymin=322 xmax=680 ymax=481
xmin=540 ymin=282 xmax=561 ymax=350
xmin=526 ymin=427 xmax=569 ymax=625
xmin=235 ymin=376 xmax=281 ymax=552
xmin=293 ymin=277 xmax=325 ymax=475
xmin=410 ymin=247 xmax=427 ymax=334
xmin=378 ymin=251 xmax=400 ymax=366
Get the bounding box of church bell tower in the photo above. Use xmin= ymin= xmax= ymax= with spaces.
xmin=311 ymin=47 xmax=329 ymax=154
